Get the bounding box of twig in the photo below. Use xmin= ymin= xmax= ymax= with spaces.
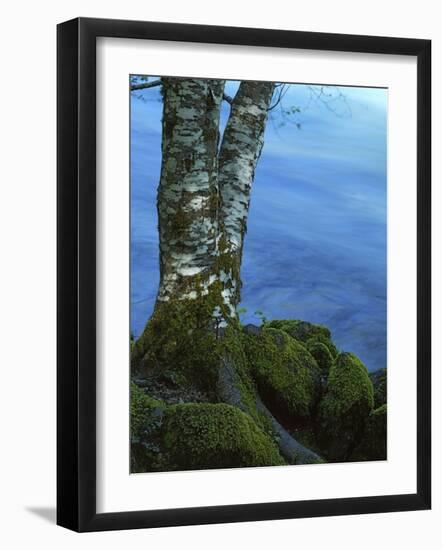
xmin=130 ymin=79 xmax=162 ymax=91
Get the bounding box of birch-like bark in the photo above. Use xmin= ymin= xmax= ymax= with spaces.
xmin=217 ymin=82 xmax=275 ymax=316
xmin=155 ymin=78 xmax=225 ymax=304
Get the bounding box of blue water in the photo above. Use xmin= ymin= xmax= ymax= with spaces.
xmin=130 ymin=81 xmax=387 ymax=372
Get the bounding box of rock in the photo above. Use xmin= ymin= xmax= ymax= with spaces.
xmin=267 ymin=319 xmax=331 ymax=343
xmin=243 ymin=323 xmax=261 ymax=336
xmin=305 ymin=340 xmax=334 ymax=376
xmin=351 ymin=404 xmax=387 ymax=461
xmin=130 ymin=383 xmax=165 ymax=472
xmin=246 ymin=327 xmax=321 ymax=422
xmin=318 ymin=352 xmax=374 ymax=461
xmin=370 ymin=368 xmax=387 ymax=408
xmin=131 ymin=318 xmax=382 ymax=472
xmin=162 ymin=402 xmax=285 ymax=470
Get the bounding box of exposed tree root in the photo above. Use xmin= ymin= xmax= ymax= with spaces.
xmin=217 ymin=359 xmax=322 ymax=465
xmin=255 ymin=396 xmax=322 ymax=464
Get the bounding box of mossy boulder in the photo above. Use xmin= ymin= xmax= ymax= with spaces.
xmin=162 ymin=402 xmax=285 ymax=470
xmin=268 ymin=319 xmax=338 ymax=358
xmin=350 ymin=404 xmax=387 ymax=461
xmin=370 ymin=368 xmax=387 ymax=408
xmin=217 ymin=328 xmax=267 ymax=430
xmin=305 ymin=340 xmax=334 ymax=376
xmin=245 ymin=327 xmax=321 ymax=423
xmin=130 ymin=383 xmax=166 ymax=472
xmin=267 ymin=319 xmax=330 ymax=344
xmin=305 ymin=333 xmax=338 ymax=359
xmin=318 ymin=352 xmax=374 ymax=461
xmin=131 ymin=310 xmax=382 ymax=471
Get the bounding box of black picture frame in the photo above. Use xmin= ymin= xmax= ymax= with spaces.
xmin=57 ymin=17 xmax=431 ymax=532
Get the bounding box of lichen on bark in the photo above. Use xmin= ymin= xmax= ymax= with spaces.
xmin=135 ymin=79 xmax=276 ymax=367
xmin=156 ymin=78 xmax=225 ymax=305
xmin=217 ymin=81 xmax=275 ymax=311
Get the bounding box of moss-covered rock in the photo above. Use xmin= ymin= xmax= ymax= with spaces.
xmin=305 ymin=340 xmax=334 ymax=376
xmin=130 ymin=383 xmax=166 ymax=472
xmin=130 ymin=382 xmax=163 ymax=437
xmin=163 ymin=402 xmax=285 ymax=470
xmin=318 ymin=352 xmax=374 ymax=461
xmin=268 ymin=319 xmax=338 ymax=359
xmin=350 ymin=404 xmax=387 ymax=461
xmin=305 ymin=333 xmax=339 ymax=359
xmin=267 ymin=319 xmax=330 ymax=343
xmin=131 ymin=309 xmax=383 ymax=472
xmin=370 ymin=368 xmax=387 ymax=408
xmin=217 ymin=327 xmax=269 ymax=431
xmin=245 ymin=327 xmax=321 ymax=423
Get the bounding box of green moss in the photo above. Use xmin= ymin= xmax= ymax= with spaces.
xmin=305 ymin=340 xmax=334 ymax=375
xmin=130 ymin=383 xmax=166 ymax=472
xmin=267 ymin=319 xmax=331 ymax=343
xmin=318 ymin=352 xmax=374 ymax=461
xmin=370 ymin=368 xmax=387 ymax=408
xmin=130 ymin=383 xmax=163 ymax=438
xmin=245 ymin=327 xmax=321 ymax=422
xmin=220 ymin=328 xmax=260 ymax=417
xmin=305 ymin=334 xmax=339 ymax=359
xmin=131 ymin=292 xmax=223 ymax=391
xmin=350 ymin=404 xmax=387 ymax=461
xmin=267 ymin=320 xmax=339 ymax=368
xmin=163 ymin=402 xmax=285 ymax=470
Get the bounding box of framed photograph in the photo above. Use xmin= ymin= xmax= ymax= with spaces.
xmin=57 ymin=17 xmax=431 ymax=532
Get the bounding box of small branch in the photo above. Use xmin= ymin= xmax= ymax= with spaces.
xmin=222 ymin=93 xmax=233 ymax=105
xmin=268 ymin=83 xmax=289 ymax=111
xmin=130 ymin=79 xmax=162 ymax=91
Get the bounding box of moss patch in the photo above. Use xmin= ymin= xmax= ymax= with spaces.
xmin=245 ymin=327 xmax=321 ymax=423
xmin=130 ymin=308 xmax=384 ymax=472
xmin=267 ymin=319 xmax=331 ymax=343
xmin=305 ymin=333 xmax=338 ymax=359
xmin=370 ymin=368 xmax=387 ymax=408
xmin=130 ymin=383 xmax=166 ymax=472
xmin=351 ymin=404 xmax=387 ymax=461
xmin=267 ymin=319 xmax=339 ymax=360
xmin=305 ymin=340 xmax=334 ymax=376
xmin=130 ymin=382 xmax=163 ymax=438
xmin=218 ymin=327 xmax=263 ymax=424
xmin=131 ymin=295 xmax=222 ymax=391
xmin=318 ymin=352 xmax=374 ymax=461
xmin=163 ymin=402 xmax=285 ymax=470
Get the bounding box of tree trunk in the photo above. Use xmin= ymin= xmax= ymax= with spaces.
xmin=132 ymin=78 xmax=226 ymax=367
xmin=132 ymin=79 xmax=322 ymax=465
xmin=156 ymin=77 xmax=225 ymax=305
xmin=217 ymin=81 xmax=275 ymax=313
xmin=134 ymin=80 xmax=275 ymax=364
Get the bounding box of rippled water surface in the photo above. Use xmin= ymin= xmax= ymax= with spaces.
xmin=130 ymin=81 xmax=387 ymax=372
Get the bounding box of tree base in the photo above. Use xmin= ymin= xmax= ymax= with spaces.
xmin=130 ymin=318 xmax=386 ymax=472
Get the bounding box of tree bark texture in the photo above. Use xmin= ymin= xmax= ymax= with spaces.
xmin=217 ymin=81 xmax=275 ymax=313
xmin=156 ymin=78 xmax=225 ymax=304
xmin=155 ymin=78 xmax=274 ymax=320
